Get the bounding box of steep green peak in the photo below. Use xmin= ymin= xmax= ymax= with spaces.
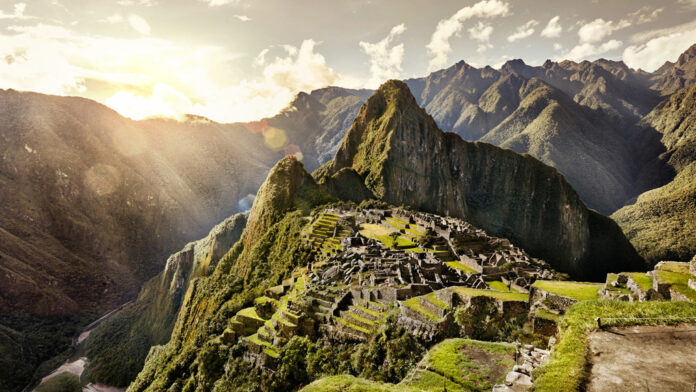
xmin=250 ymin=155 xmax=315 ymax=217
xmin=245 ymin=156 xmax=317 ymax=241
xmin=325 ymin=79 xmax=436 ymax=181
xmin=367 ymin=79 xmax=421 ymax=115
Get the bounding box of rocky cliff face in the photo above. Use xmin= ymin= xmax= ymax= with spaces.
xmin=317 ymin=80 xmax=645 ymax=280
xmin=83 ymin=213 xmax=247 ymax=387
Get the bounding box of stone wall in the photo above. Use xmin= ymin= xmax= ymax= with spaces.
xmin=528 ymin=286 xmax=577 ymax=314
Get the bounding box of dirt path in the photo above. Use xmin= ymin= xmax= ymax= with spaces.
xmin=587 ymin=324 xmax=696 ymax=392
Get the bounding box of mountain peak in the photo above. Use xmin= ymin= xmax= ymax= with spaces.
xmin=374 ymin=79 xmax=418 ymax=103
xmin=677 ymin=43 xmax=696 ymax=67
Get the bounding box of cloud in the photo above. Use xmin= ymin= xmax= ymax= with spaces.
xmin=254 ymin=48 xmax=269 ymax=66
xmin=233 ymin=14 xmax=251 ymax=22
xmin=467 ymin=22 xmax=493 ymax=53
xmin=627 ymin=6 xmax=663 ymax=25
xmin=553 ymin=43 xmax=563 ymax=50
xmin=578 ymin=18 xmax=630 ymax=44
xmin=562 ymin=39 xmax=622 ymax=61
xmin=623 ymin=29 xmax=696 ymax=71
xmin=106 ymin=83 xmax=192 ymax=120
xmin=426 ymin=0 xmax=509 ymax=71
xmin=0 ymin=22 xmax=341 ymax=123
xmin=359 ymin=24 xmax=406 ymax=88
xmin=117 ymin=0 xmax=157 ymax=6
xmin=541 ymin=16 xmax=562 ymax=38
xmin=507 ymin=19 xmax=538 ymax=42
xmin=200 ymin=0 xmax=239 ymax=6
xmin=102 ymin=14 xmax=123 ymax=24
xmin=0 ymin=3 xmax=33 ymax=20
xmin=128 ymin=15 xmax=151 ymax=35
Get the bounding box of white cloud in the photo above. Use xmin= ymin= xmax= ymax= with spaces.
xmin=0 ymin=22 xmax=341 ymax=123
xmin=426 ymin=0 xmax=509 ymax=71
xmin=128 ymin=15 xmax=151 ymax=35
xmin=553 ymin=43 xmax=563 ymax=51
xmin=507 ymin=20 xmax=538 ymax=42
xmin=254 ymin=48 xmax=269 ymax=66
xmin=0 ymin=3 xmax=32 ymax=20
xmin=200 ymin=0 xmax=239 ymax=6
xmin=541 ymin=16 xmax=562 ymax=38
xmin=117 ymin=0 xmax=157 ymax=6
xmin=102 ymin=14 xmax=123 ymax=24
xmin=468 ymin=22 xmax=493 ymax=53
xmin=233 ymin=14 xmax=251 ymax=22
xmin=578 ymin=18 xmax=629 ymax=44
xmin=359 ymin=24 xmax=406 ymax=88
xmin=627 ymin=6 xmax=663 ymax=25
xmin=562 ymin=39 xmax=622 ymax=61
xmin=623 ymin=29 xmax=696 ymax=71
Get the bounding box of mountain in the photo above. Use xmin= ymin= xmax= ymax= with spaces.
xmin=315 ymin=80 xmax=644 ymax=280
xmin=0 ymin=89 xmax=278 ymax=392
xmin=612 ymin=83 xmax=696 ymax=263
xmin=649 ymin=43 xmax=696 ymax=95
xmin=262 ymin=87 xmax=373 ymax=171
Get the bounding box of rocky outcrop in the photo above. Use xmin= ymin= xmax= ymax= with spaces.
xmin=83 ymin=213 xmax=248 ymax=386
xmin=316 ymin=80 xmax=645 ymax=280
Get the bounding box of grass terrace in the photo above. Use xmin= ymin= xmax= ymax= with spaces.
xmin=403 ymin=297 xmax=443 ymax=322
xmin=532 ymin=300 xmax=696 ymax=392
xmin=654 ymin=262 xmax=696 ymax=301
xmin=532 ymin=280 xmax=603 ymax=301
xmin=626 ymin=272 xmax=653 ymax=292
xmin=445 ymin=261 xmax=478 ymax=274
xmin=300 ymin=339 xmax=518 ymax=392
xmin=451 ymin=287 xmax=528 ymax=302
xmin=360 ymin=223 xmax=426 ymax=252
xmin=405 ymin=339 xmax=516 ymax=391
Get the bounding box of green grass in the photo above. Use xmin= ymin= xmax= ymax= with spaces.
xmin=403 ymin=297 xmax=442 ymax=322
xmin=254 ymin=296 xmax=279 ymax=306
xmin=487 ymin=281 xmax=512 ymax=292
xmin=300 ymin=339 xmax=517 ymax=392
xmin=532 ymin=280 xmax=602 ymax=301
xmin=35 ymin=372 xmax=82 ymax=392
xmin=532 ymin=300 xmax=696 ymax=392
xmin=334 ymin=316 xmax=371 ymax=334
xmin=535 ymin=308 xmax=560 ymax=321
xmin=354 ymin=305 xmax=381 ymax=318
xmin=405 ymin=339 xmax=516 ymax=392
xmin=301 ymin=375 xmax=419 ymax=392
xmin=451 ymin=287 xmax=528 ymax=302
xmin=445 ymin=261 xmax=477 ymax=274
xmin=425 ymin=293 xmax=448 ymax=310
xmin=344 ymin=312 xmax=377 ymax=326
xmin=626 ymin=273 xmax=653 ymax=292
xmin=655 ymin=270 xmax=696 ymax=301
xmin=237 ymin=307 xmax=264 ymax=321
xmin=246 ymin=333 xmax=273 ymax=348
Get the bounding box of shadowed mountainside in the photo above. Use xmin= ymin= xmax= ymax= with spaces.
xmin=0 ymin=89 xmax=279 ymax=392
xmin=612 ymin=83 xmax=696 ymax=263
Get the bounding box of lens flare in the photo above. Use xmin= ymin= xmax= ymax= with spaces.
xmin=262 ymin=126 xmax=288 ymax=150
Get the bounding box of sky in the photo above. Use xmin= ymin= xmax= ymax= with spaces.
xmin=2 ymin=0 xmax=696 ymax=123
